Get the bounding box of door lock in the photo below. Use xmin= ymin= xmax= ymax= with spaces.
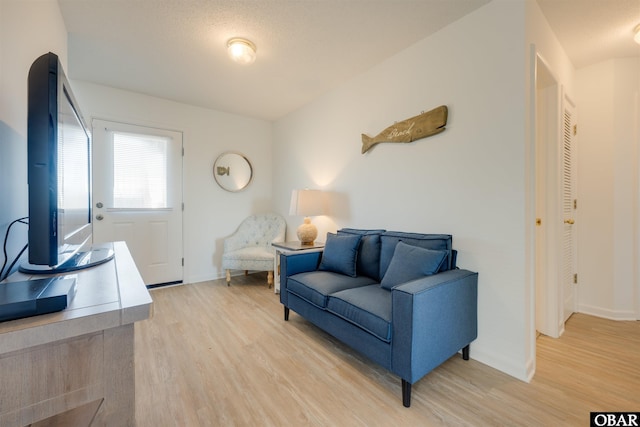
xmin=96 ymin=202 xmax=104 ymax=208
xmin=96 ymin=214 xmax=104 ymax=221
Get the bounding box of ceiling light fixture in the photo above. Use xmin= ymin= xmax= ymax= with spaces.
xmin=635 ymin=24 xmax=640 ymax=45
xmin=227 ymin=38 xmax=257 ymax=65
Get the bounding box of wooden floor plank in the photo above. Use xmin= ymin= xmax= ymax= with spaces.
xmin=135 ymin=273 xmax=640 ymax=426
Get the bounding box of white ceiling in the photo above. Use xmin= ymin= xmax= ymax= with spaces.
xmin=58 ymin=0 xmax=640 ymax=121
xmin=536 ymin=0 xmax=640 ymax=69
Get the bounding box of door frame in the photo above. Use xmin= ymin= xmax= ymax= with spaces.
xmin=531 ymin=50 xmax=578 ymax=340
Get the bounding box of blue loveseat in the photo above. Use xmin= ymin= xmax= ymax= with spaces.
xmin=279 ymin=229 xmax=478 ymax=407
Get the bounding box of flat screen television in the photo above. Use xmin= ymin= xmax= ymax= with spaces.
xmin=19 ymin=52 xmax=113 ymax=274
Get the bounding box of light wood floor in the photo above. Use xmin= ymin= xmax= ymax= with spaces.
xmin=135 ymin=273 xmax=640 ymax=426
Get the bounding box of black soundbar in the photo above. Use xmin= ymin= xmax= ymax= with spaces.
xmin=0 ymin=277 xmax=76 ymax=322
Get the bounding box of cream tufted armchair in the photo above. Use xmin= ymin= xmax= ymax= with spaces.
xmin=222 ymin=213 xmax=286 ymax=287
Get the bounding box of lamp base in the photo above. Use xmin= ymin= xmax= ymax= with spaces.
xmin=297 ymin=218 xmax=317 ymax=245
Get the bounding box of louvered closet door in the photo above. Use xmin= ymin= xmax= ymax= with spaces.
xmin=562 ymin=97 xmax=578 ymax=322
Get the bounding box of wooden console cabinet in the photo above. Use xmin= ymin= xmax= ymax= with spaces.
xmin=0 ymin=242 xmax=152 ymax=426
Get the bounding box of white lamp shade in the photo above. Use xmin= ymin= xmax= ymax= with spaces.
xmin=289 ymin=189 xmax=326 ymax=217
xmin=289 ymin=189 xmax=326 ymax=245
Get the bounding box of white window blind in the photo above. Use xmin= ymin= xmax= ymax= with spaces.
xmin=58 ymin=118 xmax=90 ymax=209
xmin=112 ymin=132 xmax=169 ymax=209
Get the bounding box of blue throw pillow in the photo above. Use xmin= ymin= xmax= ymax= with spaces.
xmin=380 ymin=241 xmax=447 ymax=290
xmin=338 ymin=229 xmax=385 ymax=280
xmin=319 ymin=232 xmax=362 ymax=277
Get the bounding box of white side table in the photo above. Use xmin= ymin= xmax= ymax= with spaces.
xmin=272 ymin=241 xmax=324 ymax=294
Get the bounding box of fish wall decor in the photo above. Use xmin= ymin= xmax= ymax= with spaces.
xmin=361 ymin=105 xmax=448 ymax=154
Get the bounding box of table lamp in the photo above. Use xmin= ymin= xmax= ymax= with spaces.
xmin=289 ymin=189 xmax=325 ymax=245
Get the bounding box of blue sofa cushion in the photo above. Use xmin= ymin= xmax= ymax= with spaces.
xmin=338 ymin=228 xmax=385 ymax=280
xmin=380 ymin=232 xmax=452 ymax=278
xmin=327 ymin=285 xmax=392 ymax=342
xmin=380 ymin=241 xmax=448 ymax=290
xmin=287 ymin=271 xmax=377 ymax=308
xmin=319 ymin=232 xmax=362 ymax=277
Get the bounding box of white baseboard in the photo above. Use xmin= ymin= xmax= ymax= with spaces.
xmin=185 ymin=270 xmax=267 ymax=285
xmin=577 ymin=304 xmax=637 ymax=321
xmin=470 ymin=345 xmax=532 ymax=383
xmin=184 ymin=273 xmax=224 ymax=285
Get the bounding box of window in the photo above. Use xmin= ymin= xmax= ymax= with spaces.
xmin=112 ymin=132 xmax=169 ymax=209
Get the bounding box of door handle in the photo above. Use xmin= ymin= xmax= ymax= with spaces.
xmin=96 ymin=214 xmax=104 ymax=221
xmin=564 ymin=219 xmax=575 ymax=225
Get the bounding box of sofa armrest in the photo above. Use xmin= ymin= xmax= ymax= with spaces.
xmin=280 ymin=251 xmax=322 ymax=276
xmin=391 ymin=269 xmax=478 ymax=383
xmin=279 ymin=251 xmax=323 ymax=305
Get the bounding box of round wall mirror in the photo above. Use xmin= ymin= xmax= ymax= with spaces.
xmin=213 ymin=151 xmax=253 ymax=192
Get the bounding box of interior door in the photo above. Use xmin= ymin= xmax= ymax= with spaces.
xmin=561 ymin=97 xmax=578 ymax=322
xmin=91 ymin=119 xmax=183 ymax=286
xmin=534 ymin=56 xmax=559 ymax=337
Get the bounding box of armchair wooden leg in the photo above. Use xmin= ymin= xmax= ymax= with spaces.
xmin=267 ymin=271 xmax=273 ymax=288
xmin=226 ymin=270 xmax=231 ymax=286
xmin=284 ymin=307 xmax=290 ymax=321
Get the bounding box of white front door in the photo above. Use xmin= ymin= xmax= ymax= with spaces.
xmin=561 ymin=97 xmax=578 ymax=322
xmin=92 ymin=119 xmax=183 ymax=286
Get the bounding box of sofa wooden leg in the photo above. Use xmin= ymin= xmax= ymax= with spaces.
xmin=226 ymin=270 xmax=231 ymax=286
xmin=284 ymin=307 xmax=290 ymax=321
xmin=462 ymin=344 xmax=470 ymax=360
xmin=402 ymin=379 xmax=411 ymax=408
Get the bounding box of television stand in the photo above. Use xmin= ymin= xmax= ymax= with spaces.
xmin=0 ymin=242 xmax=152 ymax=426
xmin=19 ymin=244 xmax=115 ymax=275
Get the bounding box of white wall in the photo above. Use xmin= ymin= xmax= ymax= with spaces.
xmin=274 ymin=0 xmax=531 ymax=380
xmin=73 ymin=82 xmax=273 ymax=284
xmin=0 ymin=0 xmax=67 ymax=277
xmin=525 ymin=1 xmax=575 ymax=97
xmin=576 ymin=58 xmax=640 ymax=320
